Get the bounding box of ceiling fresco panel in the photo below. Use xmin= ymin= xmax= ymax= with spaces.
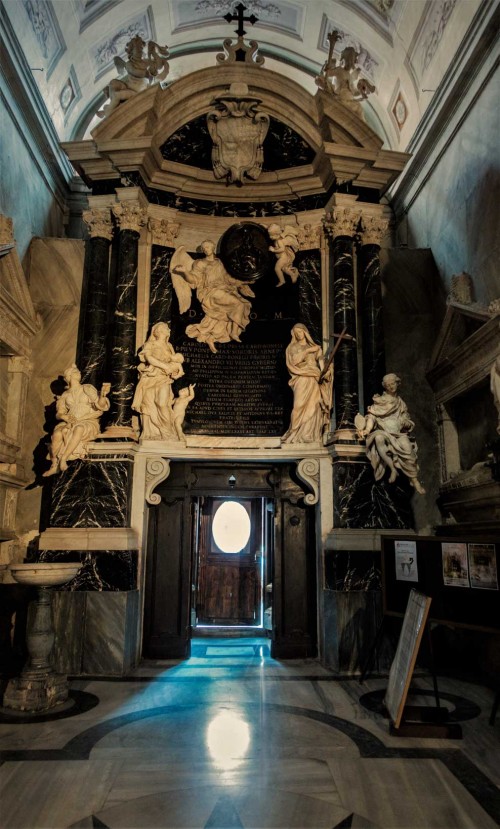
xmin=171 ymin=0 xmax=304 ymax=39
xmin=90 ymin=5 xmax=157 ymax=81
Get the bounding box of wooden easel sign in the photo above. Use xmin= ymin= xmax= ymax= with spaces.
xmin=384 ymin=589 xmax=462 ymax=738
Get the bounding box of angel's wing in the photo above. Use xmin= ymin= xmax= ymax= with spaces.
xmin=170 ymin=246 xmax=194 ymax=314
xmin=113 ymin=55 xmax=127 ymax=75
xmin=354 ymin=413 xmax=367 ymax=434
xmin=282 ymin=226 xmax=300 ymax=250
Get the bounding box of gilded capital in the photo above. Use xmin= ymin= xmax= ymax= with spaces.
xmin=82 ymin=208 xmax=113 ymax=241
xmin=112 ymin=202 xmax=147 ymax=233
xmin=360 ymin=215 xmax=390 ymax=246
xmin=148 ymin=218 xmax=181 ymax=247
xmin=323 ymin=208 xmax=361 ymax=240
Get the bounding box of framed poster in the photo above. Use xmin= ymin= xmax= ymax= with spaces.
xmin=395 ymin=539 xmax=418 ymax=582
xmin=468 ymin=544 xmax=498 ymax=590
xmin=442 ymin=542 xmax=469 ymax=587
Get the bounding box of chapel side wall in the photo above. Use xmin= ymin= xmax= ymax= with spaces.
xmin=396 ymin=66 xmax=499 ymax=306
xmin=13 ymin=238 xmax=84 ymax=560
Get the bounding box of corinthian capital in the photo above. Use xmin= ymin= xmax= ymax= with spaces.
xmin=148 ymin=218 xmax=181 ymax=247
xmin=360 ymin=215 xmax=391 ymax=246
xmin=82 ymin=208 xmax=113 ymax=241
xmin=323 ymin=208 xmax=361 ymax=240
xmin=112 ymin=202 xmax=147 ymax=233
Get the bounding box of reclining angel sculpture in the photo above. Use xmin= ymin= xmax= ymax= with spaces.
xmin=170 ymin=240 xmax=255 ymax=353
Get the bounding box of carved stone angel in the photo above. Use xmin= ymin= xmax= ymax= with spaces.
xmin=170 ymin=240 xmax=255 ymax=353
xmin=267 ymin=224 xmax=300 ymax=286
xmin=97 ymin=35 xmax=169 ymax=119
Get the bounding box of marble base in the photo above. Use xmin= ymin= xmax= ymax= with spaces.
xmin=3 ymin=671 xmax=68 ymax=712
xmin=51 ymin=590 xmax=140 ymax=675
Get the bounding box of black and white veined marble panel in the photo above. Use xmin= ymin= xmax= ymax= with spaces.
xmin=297 ymin=250 xmax=322 ymax=345
xmin=48 ymin=459 xmax=130 ymax=528
xmin=149 ymin=245 xmax=175 ymax=328
xmin=333 ymin=462 xmax=413 ymax=529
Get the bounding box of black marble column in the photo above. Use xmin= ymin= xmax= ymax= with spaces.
xmin=331 ymin=229 xmax=359 ymax=435
xmin=359 ymin=219 xmax=388 ymax=408
xmin=79 ymin=209 xmax=113 ymax=386
xmin=106 ymin=201 xmax=145 ymax=435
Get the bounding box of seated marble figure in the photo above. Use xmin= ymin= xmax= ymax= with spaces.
xmin=44 ymin=365 xmax=110 ymax=475
xmin=355 ymin=373 xmax=425 ymax=494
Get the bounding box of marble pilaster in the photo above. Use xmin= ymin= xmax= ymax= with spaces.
xmin=358 ymin=216 xmax=389 ymax=409
xmin=149 ymin=245 xmax=175 ymax=329
xmin=80 ymin=208 xmax=113 ymax=386
xmin=324 ymin=207 xmax=361 ymax=438
xmin=106 ymin=200 xmax=146 ymax=436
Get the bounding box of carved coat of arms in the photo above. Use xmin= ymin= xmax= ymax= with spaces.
xmin=207 ymin=82 xmax=270 ymax=185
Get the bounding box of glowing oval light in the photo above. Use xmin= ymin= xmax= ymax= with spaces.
xmin=206 ymin=711 xmax=250 ymax=770
xmin=212 ymin=501 xmax=251 ymax=553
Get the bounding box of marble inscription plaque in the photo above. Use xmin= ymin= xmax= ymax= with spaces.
xmin=179 ymin=341 xmax=290 ymax=436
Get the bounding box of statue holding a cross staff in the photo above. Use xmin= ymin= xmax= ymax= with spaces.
xmin=282 ymin=324 xmax=353 ymax=445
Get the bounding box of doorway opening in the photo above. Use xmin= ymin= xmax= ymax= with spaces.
xmin=191 ymin=495 xmax=273 ymax=634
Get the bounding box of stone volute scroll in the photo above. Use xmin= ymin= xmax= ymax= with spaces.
xmin=282 ymin=324 xmax=333 ymax=445
xmin=43 ymin=365 xmax=111 ymax=476
xmin=296 ymin=458 xmax=320 ymax=505
xmin=145 ymin=457 xmax=171 ymax=505
xmin=315 ymin=30 xmax=375 ymax=121
xmin=170 ymin=239 xmax=256 ymax=353
xmin=97 ymin=35 xmax=169 ymax=119
xmin=267 ymin=224 xmax=300 ymax=286
xmin=132 ymin=322 xmax=193 ymax=442
xmin=355 ymin=373 xmax=426 ymax=495
xmin=207 ymin=83 xmax=270 ymax=185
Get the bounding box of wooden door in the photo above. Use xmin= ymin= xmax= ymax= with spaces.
xmin=195 ymin=497 xmax=263 ymax=626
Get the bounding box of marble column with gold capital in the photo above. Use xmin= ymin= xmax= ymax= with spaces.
xmin=80 ymin=208 xmax=113 ymax=387
xmin=324 ymin=207 xmax=361 ymax=439
xmin=106 ymin=200 xmax=147 ymax=437
xmin=359 ymin=215 xmax=390 ymax=408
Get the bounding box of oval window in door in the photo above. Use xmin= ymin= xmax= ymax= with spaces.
xmin=212 ymin=501 xmax=251 ymax=554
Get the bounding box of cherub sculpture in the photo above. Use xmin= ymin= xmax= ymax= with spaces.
xmin=170 ymin=240 xmax=255 ymax=353
xmin=172 ymin=384 xmax=196 ymax=442
xmin=43 ymin=365 xmax=110 ymax=476
xmin=268 ymin=224 xmax=300 ymax=287
xmin=97 ymin=35 xmax=169 ymax=119
xmin=355 ymin=373 xmax=425 ymax=494
xmin=315 ymin=30 xmax=375 ymax=118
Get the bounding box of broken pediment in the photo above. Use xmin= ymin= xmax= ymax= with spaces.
xmin=62 ymin=64 xmax=409 ymax=204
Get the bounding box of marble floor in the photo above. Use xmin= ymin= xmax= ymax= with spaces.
xmin=0 ymin=636 xmax=499 ymax=829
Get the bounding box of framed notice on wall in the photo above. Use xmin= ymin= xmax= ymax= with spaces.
xmin=384 ymin=590 xmax=432 ymax=729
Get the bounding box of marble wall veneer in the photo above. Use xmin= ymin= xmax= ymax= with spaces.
xmin=48 ymin=459 xmax=131 ymax=528
xmin=34 ymin=549 xmax=137 ymax=591
xmin=333 ymin=461 xmax=413 ymax=529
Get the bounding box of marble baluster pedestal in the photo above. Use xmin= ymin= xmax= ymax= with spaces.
xmin=2 ymin=563 xmax=80 ymax=713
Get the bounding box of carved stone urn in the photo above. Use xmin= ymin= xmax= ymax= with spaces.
xmin=3 ymin=562 xmax=80 ymax=713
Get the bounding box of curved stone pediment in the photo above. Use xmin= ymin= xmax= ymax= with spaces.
xmin=62 ymin=64 xmax=409 ymax=200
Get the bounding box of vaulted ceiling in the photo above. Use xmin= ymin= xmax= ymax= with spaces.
xmin=3 ymin=0 xmax=482 ymax=150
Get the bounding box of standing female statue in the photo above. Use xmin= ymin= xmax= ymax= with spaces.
xmin=282 ymin=324 xmax=333 ymax=444
xmin=171 ymin=240 xmax=255 ymax=353
xmin=132 ymin=322 xmax=185 ymax=440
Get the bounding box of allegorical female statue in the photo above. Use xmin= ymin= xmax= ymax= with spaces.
xmin=170 ymin=240 xmax=255 ymax=353
xmin=132 ymin=322 xmax=193 ymax=441
xmin=355 ymin=373 xmax=425 ymax=494
xmin=43 ymin=365 xmax=110 ymax=475
xmin=282 ymin=324 xmax=333 ymax=444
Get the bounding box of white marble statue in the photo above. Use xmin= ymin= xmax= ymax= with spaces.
xmin=132 ymin=322 xmax=188 ymax=441
xmin=315 ymin=30 xmax=375 ymax=119
xmin=490 ymin=355 xmax=500 ymax=434
xmin=282 ymin=324 xmax=333 ymax=444
xmin=268 ymin=224 xmax=300 ymax=287
xmin=43 ymin=366 xmax=110 ymax=476
xmin=355 ymin=373 xmax=425 ymax=494
xmin=170 ymin=240 xmax=255 ymax=353
xmin=97 ymin=35 xmax=169 ymax=119
xmin=172 ymin=384 xmax=196 ymax=442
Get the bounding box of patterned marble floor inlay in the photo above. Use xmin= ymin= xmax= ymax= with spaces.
xmin=0 ymin=636 xmax=499 ymax=829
